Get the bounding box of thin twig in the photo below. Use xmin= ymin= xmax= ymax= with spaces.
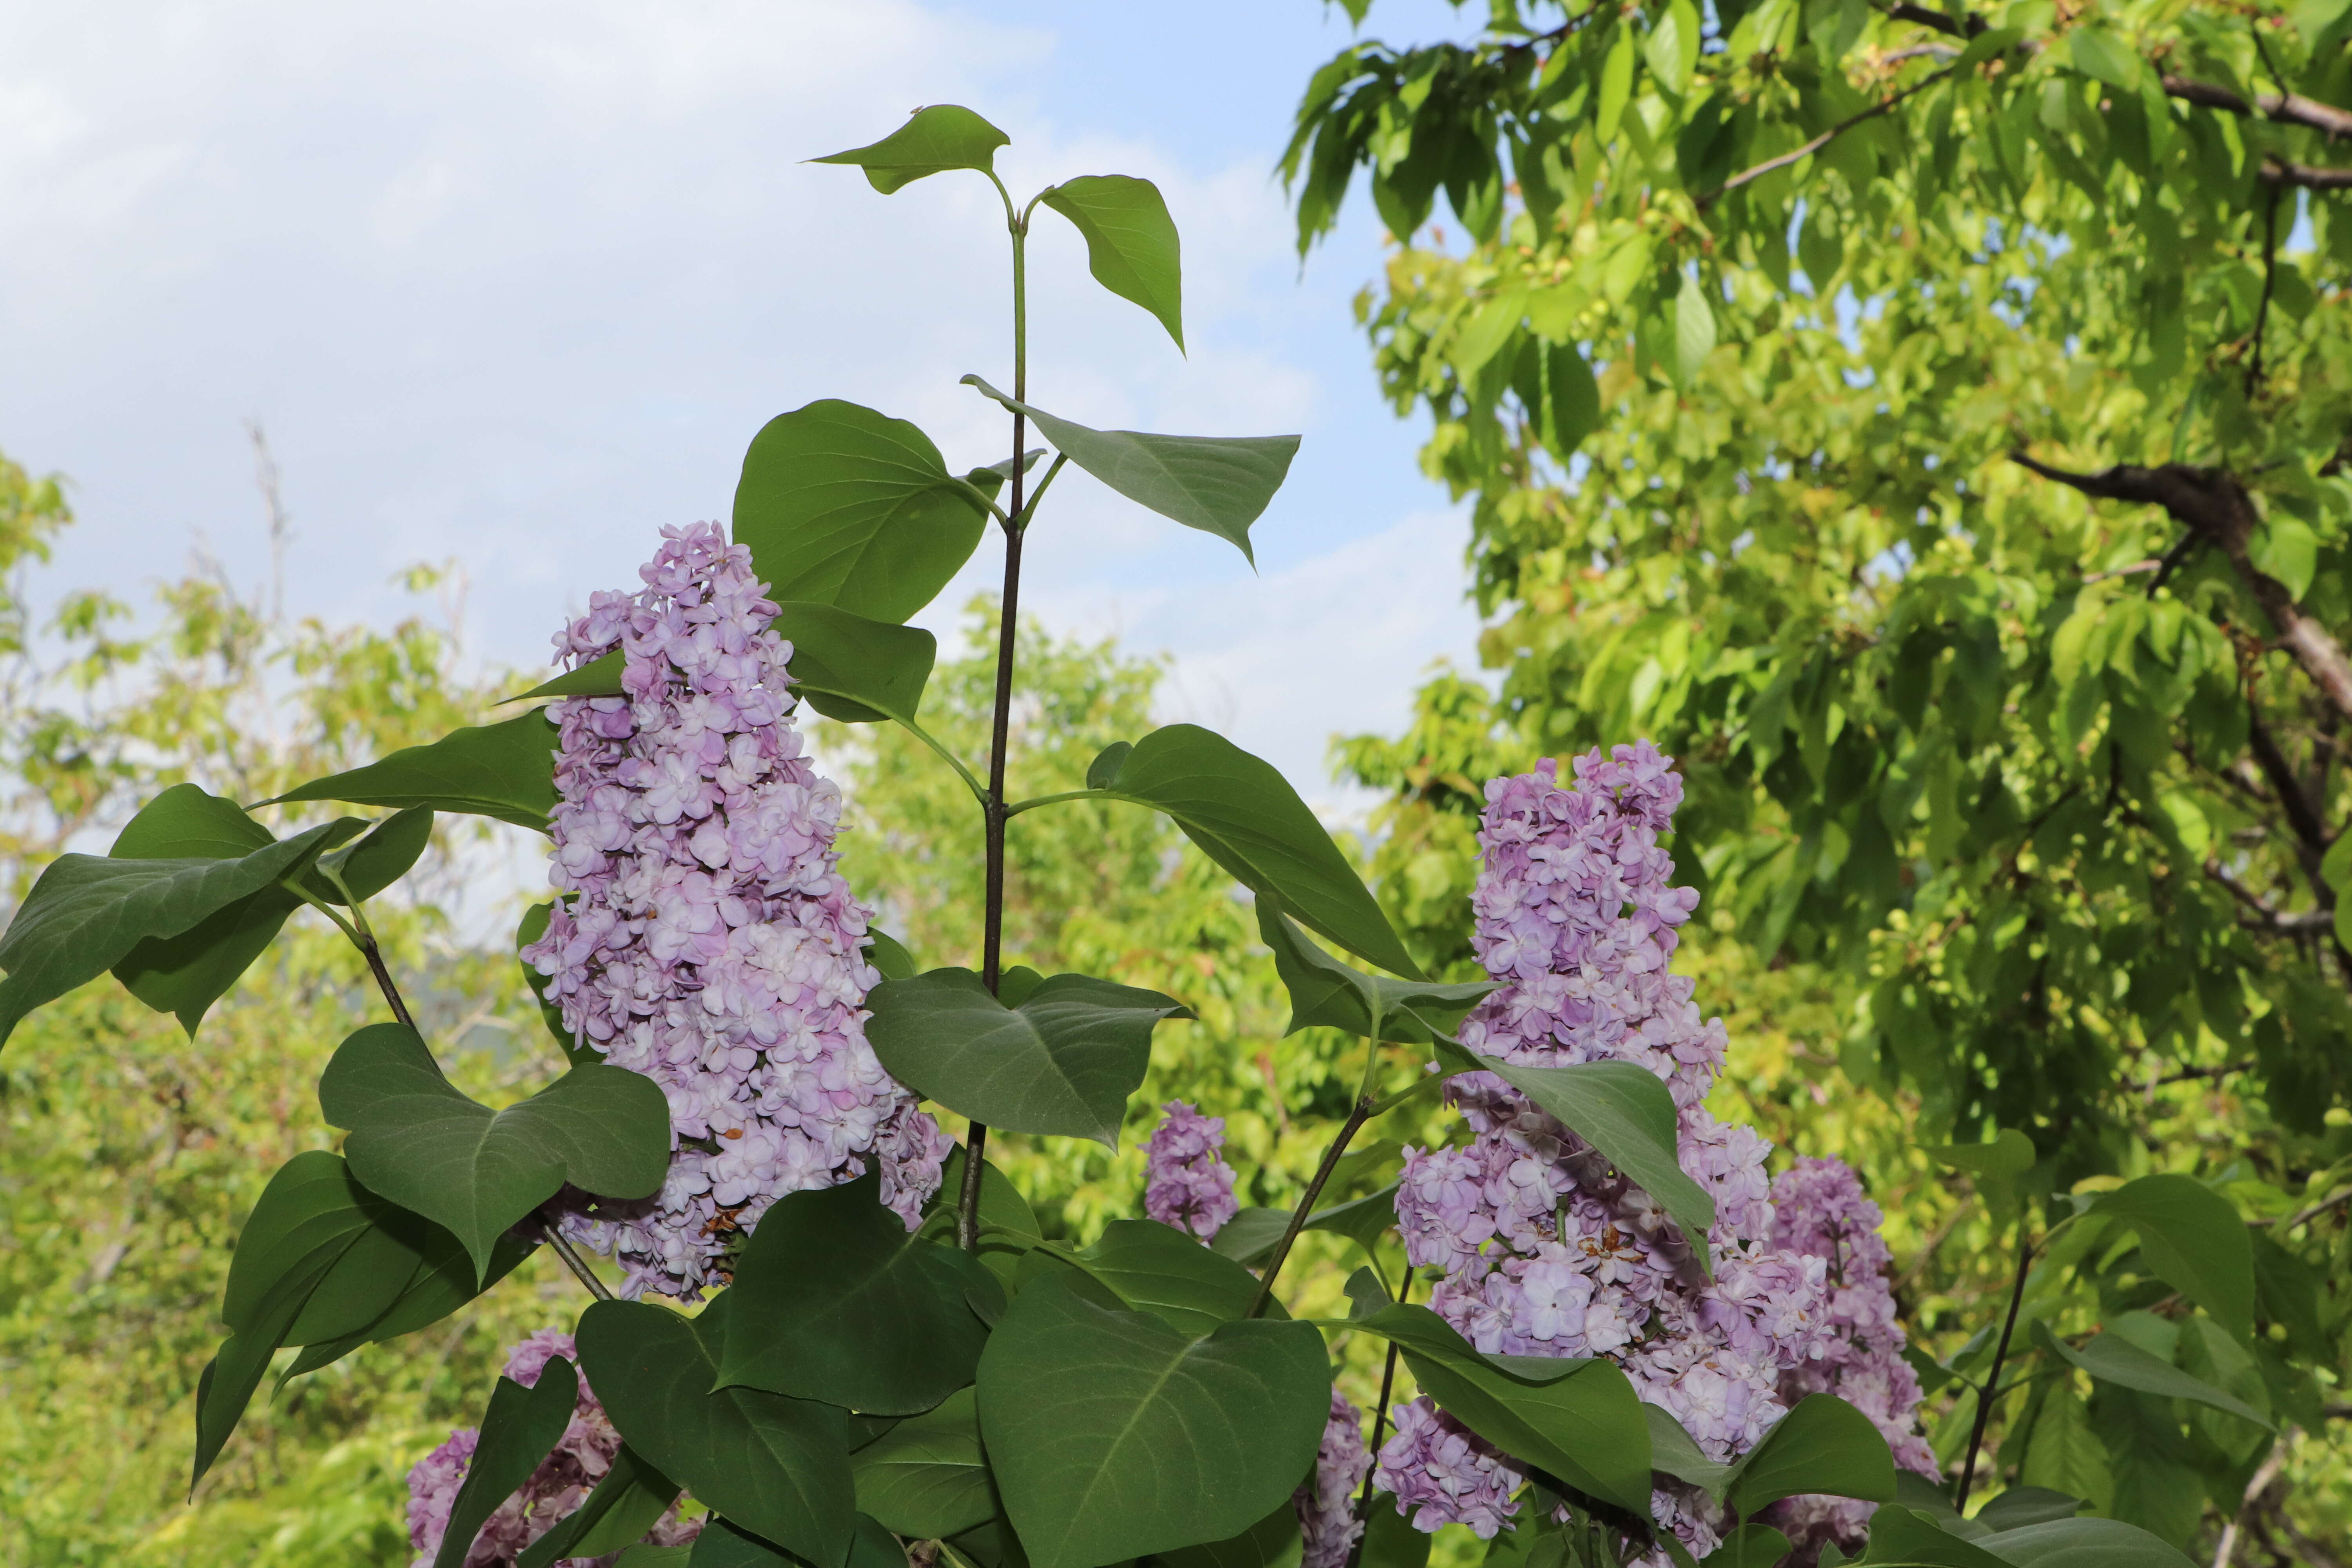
xmin=2213 ymin=1437 xmax=2291 ymax=1568
xmin=1955 ymin=1215 xmax=2033 ymax=1511
xmin=1697 ymin=65 xmax=1957 ymax=206
xmin=543 ymin=1222 xmax=615 ymax=1301
xmin=359 ymin=933 xmax=417 ymax=1030
xmin=2247 ymin=184 xmax=2282 ymax=396
xmin=1248 ymin=1096 xmax=1375 ymax=1319
xmin=2261 ymin=157 xmax=2352 ymax=190
xmin=1347 ymin=1272 xmax=1412 ymax=1568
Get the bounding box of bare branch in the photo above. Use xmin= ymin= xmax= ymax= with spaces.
xmin=2262 ymin=157 xmax=2352 ymax=190
xmin=2011 ymin=452 xmax=2352 ymax=726
xmin=2204 ymin=858 xmax=2331 ymax=934
xmin=1885 ymin=3 xmax=1977 ymax=38
xmin=2249 ymin=185 xmax=2283 ymax=394
xmin=2163 ymin=73 xmax=2352 ymax=141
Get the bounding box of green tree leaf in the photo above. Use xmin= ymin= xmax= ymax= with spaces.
xmin=732 ymin=401 xmax=992 ymax=625
xmin=0 ymin=813 xmax=358 ymax=1048
xmin=1924 ymin=1129 xmax=2036 ymax=1181
xmin=516 ymin=1445 xmax=682 ymax=1568
xmin=1439 ymin=1045 xmax=1714 ymax=1270
xmin=1151 ymin=1498 xmax=1302 ymax=1568
xmin=1974 ymin=1516 xmax=2198 ymax=1567
xmin=319 ymin=1022 xmax=671 ymax=1281
xmin=1673 ymin=273 xmax=1716 ymax=387
xmin=1973 ymin=1488 xmax=2087 ymax=1533
xmin=1345 ymin=1305 xmax=1653 ymax=1516
xmin=721 ymin=1168 xmax=998 ymax=1414
xmin=1720 ymin=1394 xmax=1895 ymax=1517
xmin=267 ymin=711 xmax=560 ymax=831
xmin=1040 ymin=175 xmax=1185 ymax=351
xmin=1256 ymin=904 xmax=1490 ymax=1040
xmin=1706 ymin=1525 xmax=1792 ymax=1567
xmin=314 ymin=806 xmax=434 ymax=902
xmin=2018 ymin=1386 xmax=2113 ymax=1516
xmin=1860 ymin=1507 xmax=2007 ymax=1567
xmin=866 ymin=968 xmax=1191 ymax=1146
xmin=2031 ymin=1322 xmax=2270 ymax=1428
xmin=961 ymin=376 xmax=1297 ymax=564
xmin=852 ymin=1387 xmax=999 ymax=1541
xmin=2087 ymin=1175 xmax=2254 ymax=1341
xmin=578 ymin=1295 xmax=856 ymax=1568
xmin=1643 ymin=1405 xmax=1734 ymax=1501
xmin=976 ymin=1272 xmax=1330 ymax=1568
xmin=434 ymin=1358 xmax=581 ymax=1568
xmin=507 ymin=650 xmax=624 ymax=703
xmin=811 ymin=105 xmax=1011 ymax=194
xmin=1089 ymin=725 xmax=1419 ymax=978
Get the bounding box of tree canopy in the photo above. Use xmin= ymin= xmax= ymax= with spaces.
xmin=1293 ymin=0 xmax=2352 ymax=1552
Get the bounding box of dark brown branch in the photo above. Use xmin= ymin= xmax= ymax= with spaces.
xmin=1955 ymin=1217 xmax=2034 ymax=1511
xmin=1885 ymin=3 xmax=1978 ymax=38
xmin=2011 ymin=452 xmax=2352 ymax=725
xmin=2263 ymin=157 xmax=2352 ymax=190
xmin=2148 ymin=531 xmax=2203 ymax=597
xmin=1248 ymin=1095 xmax=1375 ymax=1319
xmin=2246 ymin=705 xmax=2335 ymax=892
xmin=2163 ymin=73 xmax=2352 ymax=141
xmin=1697 ymin=66 xmax=1956 ymax=207
xmin=359 ymin=933 xmax=416 ymax=1030
xmin=2206 ymin=858 xmax=2333 ymax=934
xmin=2249 ymin=184 xmax=2282 ymax=394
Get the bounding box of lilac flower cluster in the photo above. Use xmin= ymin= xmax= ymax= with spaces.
xmin=406 ymin=1328 xmax=701 ymax=1566
xmin=1378 ymin=746 xmax=1929 ymax=1561
xmin=522 ymin=523 xmax=950 ymax=1299
xmin=1143 ymin=1100 xmax=1239 ymax=1242
xmin=1294 ymin=1389 xmax=1375 ymax=1568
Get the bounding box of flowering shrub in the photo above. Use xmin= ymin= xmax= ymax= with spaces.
xmin=0 ymin=103 xmax=2209 ymax=1568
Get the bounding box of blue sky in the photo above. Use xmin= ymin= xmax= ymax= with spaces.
xmin=0 ymin=0 xmax=1488 ymax=802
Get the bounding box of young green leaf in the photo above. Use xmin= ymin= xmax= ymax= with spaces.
xmin=278 ymin=1209 xmax=539 ymax=1383
xmin=434 ymin=1359 xmax=582 ymax=1568
xmin=1256 ymin=902 xmax=1489 ymax=1040
xmin=721 ymin=1168 xmax=999 ymax=1414
xmin=771 ymin=601 xmax=939 ymax=725
xmin=960 ymin=376 xmax=1296 ymax=564
xmin=192 ymin=1246 xmax=343 ymax=1488
xmin=1440 ymin=1045 xmax=1715 ymax=1271
xmin=866 ymin=968 xmax=1191 ymax=1146
xmin=2030 ymin=1322 xmax=2271 ymax=1428
xmin=1971 ymin=1488 xmax=2085 ymax=1533
xmin=1706 ymin=1525 xmax=1792 ymax=1568
xmin=506 ymin=649 xmax=624 ymax=704
xmin=1719 ymin=1394 xmax=1895 ymax=1517
xmin=312 ymin=806 xmax=434 ymax=904
xmin=220 ymin=1151 xmax=390 ymax=1334
xmin=1859 ymin=1506 xmax=2008 ymax=1566
xmin=0 ymin=813 xmax=358 ymax=1048
xmin=578 ymin=1295 xmax=856 ymax=1568
xmin=867 ymin=929 xmax=917 ymax=983
xmin=266 ymin=711 xmax=560 ymax=831
xmin=811 ymin=105 xmax=1011 ymax=194
xmin=1343 ymin=1305 xmax=1653 ymax=1516
xmin=1088 ymin=724 xmax=1419 ymax=978
xmin=1673 ymin=273 xmax=1716 ymax=387
xmin=2088 ymin=1174 xmax=2254 ymax=1341
xmin=515 ymin=1446 xmax=683 ymax=1568
xmin=852 ymin=1386 xmax=999 ymax=1541
xmin=975 ymin=1272 xmax=1330 ymax=1568
xmin=732 ymin=400 xmax=991 ymax=625
xmin=1040 ymin=175 xmax=1185 ymax=351
xmin=319 ymin=1022 xmax=671 ymax=1281
xmin=1207 ymin=1207 xmax=1292 ymax=1270
xmin=515 ymin=903 xmax=585 ymax=1062
xmin=1069 ymin=1218 xmax=1276 ymax=1336
xmin=1923 ymin=1129 xmax=2036 ymax=1182
xmin=1968 ymin=1517 xmax=2196 ymax=1566
xmin=1643 ymin=1405 xmax=1734 ymax=1501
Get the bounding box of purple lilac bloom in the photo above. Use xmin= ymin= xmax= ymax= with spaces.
xmin=1383 ymin=746 xmax=1930 ymax=1563
xmin=1295 ymin=1389 xmax=1374 ymax=1568
xmin=1373 ymin=1397 xmax=1524 ymax=1540
xmin=522 ymin=522 xmax=950 ymax=1299
xmin=405 ymin=1329 xmax=702 ymax=1566
xmin=1143 ymin=1100 xmax=1239 ymax=1241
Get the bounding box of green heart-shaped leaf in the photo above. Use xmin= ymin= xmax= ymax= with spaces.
xmin=1257 ymin=904 xmax=1488 ymax=1041
xmin=722 ymin=1168 xmax=998 ymax=1414
xmin=1346 ymin=1305 xmax=1652 ymax=1517
xmin=1719 ymin=1393 xmax=1895 ymax=1517
xmin=772 ymin=601 xmax=939 ymax=724
xmin=1071 ymin=1218 xmax=1276 ymax=1336
xmin=866 ymin=969 xmax=1191 ymax=1146
xmin=1972 ymin=1515 xmax=2197 ymax=1566
xmin=0 ymin=809 xmax=358 ymax=1048
xmin=1437 ymin=1041 xmax=1713 ymax=1272
xmin=811 ymin=105 xmax=1011 ymax=194
xmin=319 ymin=1022 xmax=671 ymax=1281
xmin=962 ymin=376 xmax=1295 ymax=565
xmin=578 ymin=1296 xmax=856 ymax=1568
xmin=1087 ymin=726 xmax=1418 ymax=978
xmin=434 ymin=1358 xmax=581 ymax=1568
xmin=1040 ymin=175 xmax=1185 ymax=351
xmin=976 ymin=1272 xmax=1330 ymax=1568
xmin=266 ymin=711 xmax=559 ymax=831
xmin=733 ymin=400 xmax=991 ymax=625
xmin=852 ymin=1387 xmax=999 ymax=1541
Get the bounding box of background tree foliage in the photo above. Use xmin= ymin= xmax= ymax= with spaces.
xmin=1292 ymin=0 xmax=2352 ymax=1555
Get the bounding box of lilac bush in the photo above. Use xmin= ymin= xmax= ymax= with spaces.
xmin=1380 ymin=746 xmax=1933 ymax=1561
xmin=521 ymin=522 xmax=949 ymax=1299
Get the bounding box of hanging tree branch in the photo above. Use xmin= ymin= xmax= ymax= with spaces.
xmin=2009 ymin=451 xmax=2352 ymax=725
xmin=1697 ymin=65 xmax=1957 ymax=206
